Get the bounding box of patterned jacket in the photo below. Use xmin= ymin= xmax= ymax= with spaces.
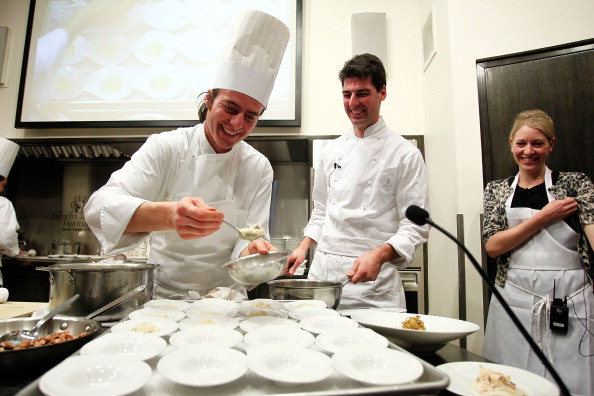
xmin=482 ymin=171 xmax=594 ymax=287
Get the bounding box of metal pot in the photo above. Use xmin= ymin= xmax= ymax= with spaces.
xmin=37 ymin=263 xmax=156 ymax=321
xmin=0 ymin=316 xmax=101 ymax=376
xmin=267 ymin=279 xmax=343 ymax=309
xmin=51 ymin=239 xmax=79 ymax=255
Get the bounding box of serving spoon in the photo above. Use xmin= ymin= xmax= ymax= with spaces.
xmin=0 ymin=293 xmax=80 ymax=344
xmin=221 ymin=219 xmax=264 ymax=241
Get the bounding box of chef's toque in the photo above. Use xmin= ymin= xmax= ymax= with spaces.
xmin=212 ymin=9 xmax=290 ymax=108
xmin=0 ymin=137 xmax=19 ymax=178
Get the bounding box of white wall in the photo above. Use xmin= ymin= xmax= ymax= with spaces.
xmin=1 ymin=0 xmax=594 ymax=354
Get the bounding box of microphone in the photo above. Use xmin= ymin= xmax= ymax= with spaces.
xmin=406 ymin=205 xmax=570 ymax=396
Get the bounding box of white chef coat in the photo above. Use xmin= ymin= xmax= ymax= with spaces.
xmin=304 ymin=118 xmax=430 ymax=309
xmin=84 ymin=125 xmax=273 ymax=298
xmin=0 ymin=196 xmax=20 ymax=262
xmin=483 ymin=169 xmax=594 ymax=396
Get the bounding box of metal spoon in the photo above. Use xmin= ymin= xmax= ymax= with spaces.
xmin=0 ymin=294 xmax=80 ymax=344
xmin=85 ymin=285 xmax=146 ymax=319
xmin=342 ymin=277 xmax=352 ymax=287
xmin=221 ymin=219 xmax=263 ymax=241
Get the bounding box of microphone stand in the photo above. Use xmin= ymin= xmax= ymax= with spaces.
xmin=425 ymin=217 xmax=570 ymax=396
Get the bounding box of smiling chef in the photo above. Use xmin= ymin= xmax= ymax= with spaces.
xmin=84 ymin=9 xmax=289 ymax=300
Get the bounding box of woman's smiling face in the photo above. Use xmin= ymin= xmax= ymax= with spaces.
xmin=510 ymin=125 xmax=555 ymax=175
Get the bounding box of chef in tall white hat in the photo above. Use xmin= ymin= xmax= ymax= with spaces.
xmin=0 ymin=137 xmax=23 ymax=302
xmin=85 ymin=9 xmax=290 ymax=299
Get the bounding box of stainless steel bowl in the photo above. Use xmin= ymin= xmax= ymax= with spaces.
xmin=267 ymin=279 xmax=343 ymax=309
xmin=222 ymin=251 xmax=289 ymax=288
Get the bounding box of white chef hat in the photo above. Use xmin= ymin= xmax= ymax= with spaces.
xmin=212 ymin=9 xmax=290 ymax=108
xmin=0 ymin=137 xmax=19 ymax=178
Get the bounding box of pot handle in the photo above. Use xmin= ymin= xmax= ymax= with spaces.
xmin=85 ymin=284 xmax=147 ymax=320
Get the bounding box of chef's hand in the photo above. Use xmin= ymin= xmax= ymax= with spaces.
xmin=241 ymin=239 xmax=278 ymax=257
xmin=539 ymin=197 xmax=579 ymax=223
xmin=172 ymin=197 xmax=223 ymax=239
xmin=347 ymin=244 xmax=398 ymax=283
xmin=285 ymin=247 xmax=307 ymax=276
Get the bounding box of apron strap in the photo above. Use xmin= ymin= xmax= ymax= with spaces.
xmin=165 ymin=127 xmax=201 ymax=201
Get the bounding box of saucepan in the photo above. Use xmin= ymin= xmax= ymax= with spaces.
xmin=267 ymin=279 xmax=344 ymax=309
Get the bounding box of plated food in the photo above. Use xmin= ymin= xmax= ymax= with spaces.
xmin=402 ymin=315 xmax=426 ymax=330
xmin=111 ymin=317 xmax=178 ymax=337
xmin=178 ymin=314 xmax=239 ymax=330
xmin=144 ymin=299 xmax=191 ymax=311
xmin=129 ymin=307 xmax=185 ymax=322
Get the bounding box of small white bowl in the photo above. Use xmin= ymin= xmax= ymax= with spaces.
xmin=246 ymin=345 xmax=333 ymax=387
xmin=289 ymin=306 xmax=339 ymax=321
xmin=283 ymin=299 xmax=328 ymax=311
xmin=169 ymin=325 xmax=243 ymax=348
xmin=157 ymin=346 xmax=247 ymax=387
xmin=239 ymin=298 xmax=283 ymax=310
xmin=239 ymin=316 xmax=301 ymax=332
xmin=332 ymin=347 xmax=424 ymax=385
xmin=315 ymin=328 xmax=389 ymax=354
xmin=129 ymin=307 xmax=185 ymax=322
xmin=243 ymin=325 xmax=314 ymax=348
xmin=192 ymin=298 xmax=238 ymax=309
xmin=144 ymin=299 xmax=192 ymax=311
xmin=111 ymin=317 xmax=178 ymax=337
xmin=300 ymin=314 xmax=359 ymax=335
xmin=80 ymin=332 xmax=167 ymax=361
xmin=238 ymin=306 xmax=288 ymax=319
xmin=178 ymin=315 xmax=239 ymax=330
xmin=186 ymin=304 xmax=237 ymax=318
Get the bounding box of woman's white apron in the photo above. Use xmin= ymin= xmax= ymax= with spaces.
xmin=149 ymin=129 xmax=245 ymax=299
xmin=483 ymin=170 xmax=593 ymax=396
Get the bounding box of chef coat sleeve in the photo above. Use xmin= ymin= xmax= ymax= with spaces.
xmin=302 ymin=153 xmax=328 ymax=243
xmin=385 ymin=149 xmax=430 ymax=267
xmin=0 ymin=198 xmax=21 ymax=257
xmin=84 ymin=132 xmax=180 ymax=254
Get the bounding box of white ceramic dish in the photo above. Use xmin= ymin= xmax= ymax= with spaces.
xmin=157 ymin=346 xmax=247 ymax=387
xmin=350 ymin=311 xmax=480 ymax=353
xmin=288 ymin=306 xmax=339 ymax=320
xmin=80 ymin=332 xmax=167 ymax=361
xmin=246 ymin=345 xmax=333 ymax=387
xmin=192 ymin=298 xmax=238 ymax=308
xmin=237 ymin=306 xmax=288 ymax=319
xmin=243 ymin=324 xmax=315 ymax=347
xmin=332 ymin=347 xmax=424 ymax=385
xmin=129 ymin=307 xmax=186 ymax=322
xmin=39 ymin=354 xmax=151 ymax=396
xmin=169 ymin=325 xmax=243 ymax=348
xmin=437 ymin=362 xmax=559 ymax=396
xmin=185 ymin=304 xmax=237 ymax=318
xmin=178 ymin=315 xmax=239 ymax=330
xmin=239 ymin=298 xmax=283 ymax=310
xmin=144 ymin=299 xmax=192 ymax=311
xmin=299 ymin=314 xmax=359 ymax=335
xmin=110 ymin=317 xmax=178 ymax=337
xmin=283 ymin=299 xmax=328 ymax=311
xmin=315 ymin=328 xmax=389 ymax=354
xmin=239 ymin=316 xmax=301 ymax=332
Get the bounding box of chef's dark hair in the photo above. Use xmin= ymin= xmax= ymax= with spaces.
xmin=0 ymin=176 xmax=4 ymax=182
xmin=339 ymin=53 xmax=386 ymax=92
xmin=197 ymin=89 xmax=220 ymax=123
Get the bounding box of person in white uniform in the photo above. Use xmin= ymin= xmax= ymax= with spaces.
xmin=84 ymin=10 xmax=290 ymax=300
xmin=0 ymin=138 xmax=25 ymax=302
xmin=482 ymin=110 xmax=594 ymax=396
xmin=285 ymin=54 xmax=430 ymax=309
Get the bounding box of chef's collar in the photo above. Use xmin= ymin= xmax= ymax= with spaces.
xmin=349 ymin=117 xmax=386 ymax=139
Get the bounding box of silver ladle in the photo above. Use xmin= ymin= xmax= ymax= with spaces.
xmin=0 ymin=294 xmax=80 ymax=344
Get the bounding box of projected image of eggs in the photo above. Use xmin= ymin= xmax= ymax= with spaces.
xmin=133 ymin=31 xmax=176 ymax=64
xmin=84 ymin=65 xmax=133 ymax=100
xmin=47 ymin=66 xmax=84 ymax=100
xmin=82 ymin=33 xmax=129 ymax=65
xmin=134 ymin=64 xmax=186 ymax=100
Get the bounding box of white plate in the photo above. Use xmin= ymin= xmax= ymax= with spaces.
xmin=243 ymin=325 xmax=315 ymax=347
xmin=239 ymin=298 xmax=283 ymax=310
xmin=158 ymin=346 xmax=247 ymax=387
xmin=238 ymin=306 xmax=288 ymax=319
xmin=110 ymin=317 xmax=178 ymax=337
xmin=178 ymin=315 xmax=239 ymax=330
xmin=283 ymin=299 xmax=328 ymax=311
xmin=186 ymin=304 xmax=237 ymax=318
xmin=339 ymin=307 xmax=407 ymax=316
xmin=350 ymin=311 xmax=480 ymax=353
xmin=80 ymin=332 xmax=167 ymax=361
xmin=315 ymin=328 xmax=389 ymax=354
xmin=246 ymin=345 xmax=333 ymax=387
xmin=437 ymin=362 xmax=559 ymax=396
xmin=332 ymin=347 xmax=424 ymax=385
xmin=299 ymin=314 xmax=359 ymax=334
xmin=289 ymin=306 xmax=339 ymax=320
xmin=192 ymin=298 xmax=238 ymax=308
xmin=169 ymin=325 xmax=243 ymax=348
xmin=239 ymin=316 xmax=301 ymax=332
xmin=144 ymin=299 xmax=192 ymax=311
xmin=39 ymin=354 xmax=151 ymax=396
xmin=129 ymin=307 xmax=186 ymax=322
